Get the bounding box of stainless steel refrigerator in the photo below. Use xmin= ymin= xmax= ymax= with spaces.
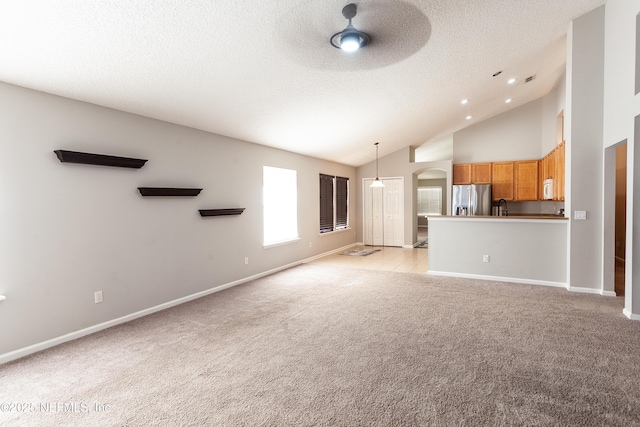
xmin=452 ymin=184 xmax=492 ymax=216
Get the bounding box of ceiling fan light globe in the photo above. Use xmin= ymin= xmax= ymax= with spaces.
xmin=340 ymin=33 xmax=361 ymax=52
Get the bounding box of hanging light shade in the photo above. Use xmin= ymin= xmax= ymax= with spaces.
xmin=330 ymin=4 xmax=371 ymax=52
xmin=370 ymin=142 xmax=384 ymax=188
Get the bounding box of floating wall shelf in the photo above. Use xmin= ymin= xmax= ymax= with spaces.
xmin=199 ymin=208 xmax=245 ymax=217
xmin=54 ymin=150 xmax=148 ymax=169
xmin=138 ymin=187 xmax=202 ymax=197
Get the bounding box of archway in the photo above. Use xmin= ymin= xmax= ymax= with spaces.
xmin=413 ymin=168 xmax=448 ymax=246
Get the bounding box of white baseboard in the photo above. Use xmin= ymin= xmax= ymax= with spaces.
xmin=428 ymin=271 xmax=622 ymax=297
xmin=427 ymin=270 xmax=566 ymax=288
xmin=600 ymin=290 xmax=618 ymax=297
xmin=0 ymin=243 xmax=358 ymax=365
xmin=623 ymin=308 xmax=640 ymax=320
xmin=567 ymin=286 xmax=617 ymax=296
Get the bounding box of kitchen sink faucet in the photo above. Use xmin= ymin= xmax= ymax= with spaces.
xmin=498 ymin=198 xmax=508 ymax=216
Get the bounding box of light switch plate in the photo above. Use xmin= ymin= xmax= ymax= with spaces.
xmin=574 ymin=210 xmax=587 ymax=220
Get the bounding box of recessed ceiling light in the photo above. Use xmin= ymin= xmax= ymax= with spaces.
xmin=505 ymin=98 xmax=512 ymax=103
xmin=466 ymin=115 xmax=472 ymax=120
xmin=507 ymin=78 xmax=516 ymax=84
xmin=461 ymin=99 xmax=469 ymax=105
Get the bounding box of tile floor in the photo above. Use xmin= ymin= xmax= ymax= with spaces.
xmin=307 ymin=245 xmax=429 ymax=274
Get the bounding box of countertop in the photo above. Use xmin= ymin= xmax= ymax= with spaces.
xmin=428 ymin=214 xmax=568 ymax=221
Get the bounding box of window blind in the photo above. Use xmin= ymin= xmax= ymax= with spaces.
xmin=319 ymin=174 xmax=334 ymax=233
xmin=335 ymin=176 xmax=349 ymax=230
xmin=418 ymin=187 xmax=442 ymax=216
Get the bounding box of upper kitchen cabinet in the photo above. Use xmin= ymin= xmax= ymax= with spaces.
xmin=453 ymin=164 xmax=471 ymax=184
xmin=491 ymin=162 xmax=514 ymax=201
xmin=514 ymin=160 xmax=539 ymax=201
xmin=453 ymin=162 xmax=492 ymax=184
xmin=471 ymin=163 xmax=492 ymax=184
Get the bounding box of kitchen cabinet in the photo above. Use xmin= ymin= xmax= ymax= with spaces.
xmin=453 ymin=162 xmax=492 ymax=184
xmin=453 ymin=164 xmax=471 ymax=184
xmin=538 ymin=141 xmax=565 ymax=201
xmin=471 ymin=162 xmax=492 ymax=184
xmin=556 ymin=141 xmax=565 ymax=201
xmin=491 ymin=162 xmax=514 ymax=201
xmin=514 ymin=160 xmax=539 ymax=201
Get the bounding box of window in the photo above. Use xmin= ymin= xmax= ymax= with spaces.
xmin=320 ymin=174 xmax=349 ymax=233
xmin=418 ymin=186 xmax=442 ymax=216
xmin=263 ymin=166 xmax=298 ymax=246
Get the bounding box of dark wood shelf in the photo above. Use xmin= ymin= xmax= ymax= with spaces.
xmin=138 ymin=187 xmax=202 ymax=197
xmin=199 ymin=208 xmax=245 ymax=217
xmin=54 ymin=150 xmax=147 ymax=169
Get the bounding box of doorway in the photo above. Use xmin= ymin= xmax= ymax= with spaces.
xmin=363 ymin=178 xmax=404 ymax=247
xmin=615 ymin=143 xmax=627 ymax=296
xmin=416 ymin=169 xmax=447 ymax=247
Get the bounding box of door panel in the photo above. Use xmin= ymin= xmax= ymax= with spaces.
xmin=363 ymin=178 xmax=404 ymax=247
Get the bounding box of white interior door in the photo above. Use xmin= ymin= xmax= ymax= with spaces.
xmin=372 ymin=185 xmax=384 ymax=246
xmin=383 ymin=178 xmax=404 ymax=247
xmin=364 ymin=179 xmax=374 ymax=245
xmin=363 ymin=179 xmax=384 ymax=245
xmin=363 ymin=178 xmax=404 ymax=247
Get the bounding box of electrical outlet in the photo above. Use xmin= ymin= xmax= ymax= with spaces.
xmin=483 ymin=255 xmax=490 ymax=263
xmin=94 ymin=291 xmax=103 ymax=304
xmin=309 ymin=241 xmax=313 ymax=248
xmin=244 ymin=257 xmax=249 ymax=265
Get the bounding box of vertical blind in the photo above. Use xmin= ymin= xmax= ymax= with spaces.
xmin=320 ymin=174 xmax=349 ymax=233
xmin=335 ymin=176 xmax=348 ymax=230
xmin=319 ymin=174 xmax=334 ymax=233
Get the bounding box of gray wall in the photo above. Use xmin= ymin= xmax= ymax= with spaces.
xmin=428 ymin=218 xmax=568 ymax=285
xmin=565 ymin=6 xmax=605 ymax=292
xmin=0 ymin=82 xmax=357 ymax=357
xmin=454 ymin=86 xmax=565 ymax=162
xmin=601 ymin=0 xmax=640 ymax=317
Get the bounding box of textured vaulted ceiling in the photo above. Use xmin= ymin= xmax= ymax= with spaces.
xmin=0 ymin=1 xmax=605 ymax=166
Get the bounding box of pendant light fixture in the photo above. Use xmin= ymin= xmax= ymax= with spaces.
xmin=370 ymin=142 xmax=384 ymax=188
xmin=330 ymin=4 xmax=371 ymax=52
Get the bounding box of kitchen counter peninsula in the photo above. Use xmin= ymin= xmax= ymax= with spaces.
xmin=427 ymin=215 xmax=568 ymax=287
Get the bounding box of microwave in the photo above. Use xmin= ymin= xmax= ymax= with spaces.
xmin=543 ymin=178 xmax=554 ymax=200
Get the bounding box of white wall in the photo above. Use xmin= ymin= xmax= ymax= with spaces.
xmin=0 ymin=82 xmax=357 ymax=358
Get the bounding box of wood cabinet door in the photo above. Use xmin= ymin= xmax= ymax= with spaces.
xmin=556 ymin=141 xmax=565 ymax=201
xmin=453 ymin=164 xmax=471 ymax=184
xmin=538 ymin=158 xmax=545 ymax=200
xmin=471 ymin=163 xmax=492 ymax=184
xmin=491 ymin=162 xmax=514 ymax=201
xmin=514 ymin=160 xmax=539 ymax=201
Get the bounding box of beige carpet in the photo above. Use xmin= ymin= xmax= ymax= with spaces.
xmin=2 ymin=264 xmax=640 ymax=426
